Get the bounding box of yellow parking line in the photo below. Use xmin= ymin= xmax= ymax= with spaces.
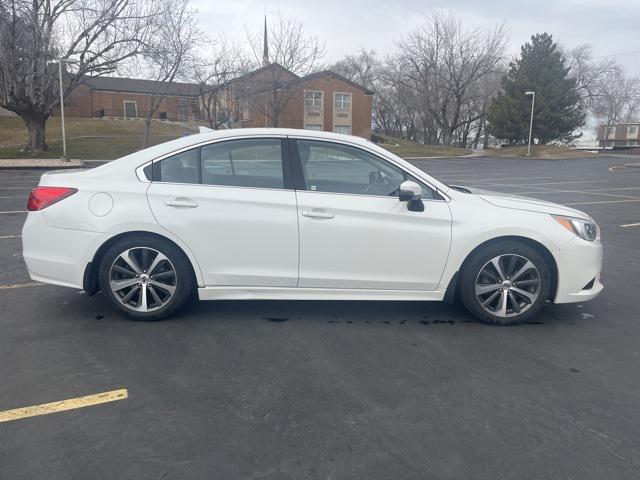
xmin=0 ymin=389 xmax=128 ymax=423
xmin=0 ymin=282 xmax=44 ymax=290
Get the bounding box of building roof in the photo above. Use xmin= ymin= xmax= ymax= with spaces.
xmin=297 ymin=70 xmax=375 ymax=95
xmin=84 ymin=76 xmax=201 ymax=96
xmin=232 ymin=64 xmax=375 ymax=96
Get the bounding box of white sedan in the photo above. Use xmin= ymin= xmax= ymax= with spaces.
xmin=22 ymin=129 xmax=603 ymax=325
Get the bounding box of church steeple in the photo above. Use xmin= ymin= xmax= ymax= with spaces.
xmin=262 ymin=15 xmax=269 ymax=66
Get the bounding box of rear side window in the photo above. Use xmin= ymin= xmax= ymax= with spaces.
xmin=151 ymin=149 xmax=199 ymax=184
xmin=201 ymin=139 xmax=284 ymax=189
xmin=146 ymin=139 xmax=285 ymax=189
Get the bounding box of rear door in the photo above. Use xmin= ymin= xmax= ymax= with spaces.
xmin=146 ymin=137 xmax=299 ymax=287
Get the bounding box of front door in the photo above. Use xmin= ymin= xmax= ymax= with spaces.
xmin=147 ymin=137 xmax=299 ymax=287
xmin=292 ymin=138 xmax=452 ymax=290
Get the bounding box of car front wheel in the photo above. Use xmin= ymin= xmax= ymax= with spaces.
xmin=459 ymin=240 xmax=552 ymax=325
xmin=98 ymin=235 xmax=195 ymax=321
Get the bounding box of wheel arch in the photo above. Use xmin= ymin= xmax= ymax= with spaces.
xmin=83 ymin=231 xmax=201 ymax=295
xmin=448 ymin=235 xmax=559 ymax=303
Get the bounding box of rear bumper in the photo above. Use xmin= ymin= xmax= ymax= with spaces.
xmin=554 ymin=237 xmax=604 ymax=304
xmin=22 ymin=213 xmax=107 ymax=289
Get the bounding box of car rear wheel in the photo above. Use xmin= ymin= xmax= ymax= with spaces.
xmin=459 ymin=240 xmax=551 ymax=325
xmin=98 ymin=235 xmax=195 ymax=321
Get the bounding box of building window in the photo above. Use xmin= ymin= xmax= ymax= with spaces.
xmin=304 ymin=91 xmax=323 ymax=108
xmin=605 ymin=126 xmax=616 ymax=139
xmin=189 ymin=97 xmax=197 ymax=105
xmin=333 ymin=125 xmax=351 ymax=135
xmin=179 ymin=97 xmax=188 ymax=105
xmin=304 ymin=124 xmax=322 ymax=131
xmin=123 ymin=101 xmax=137 ymax=118
xmin=627 ymin=125 xmax=638 ymax=138
xmin=239 ymin=98 xmax=250 ymax=121
xmin=334 ymin=92 xmax=352 ymax=109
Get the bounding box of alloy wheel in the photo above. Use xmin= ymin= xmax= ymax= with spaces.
xmin=109 ymin=247 xmax=177 ymax=312
xmin=474 ymin=254 xmax=541 ymax=318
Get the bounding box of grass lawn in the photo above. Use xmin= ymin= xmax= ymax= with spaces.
xmin=0 ymin=117 xmax=198 ymax=159
xmin=373 ymin=134 xmax=471 ymax=158
xmin=486 ymin=144 xmax=600 ymax=159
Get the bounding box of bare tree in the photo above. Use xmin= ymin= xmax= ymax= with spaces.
xmin=566 ymin=44 xmax=618 ymax=112
xmin=397 ymin=11 xmax=507 ymax=146
xmin=0 ymin=0 xmax=159 ymax=153
xmin=243 ymin=14 xmax=325 ymax=127
xmin=332 ymin=49 xmax=379 ymax=89
xmin=137 ymin=0 xmax=199 ymax=148
xmin=190 ymin=37 xmax=251 ymax=129
xmin=591 ymin=66 xmax=640 ymax=126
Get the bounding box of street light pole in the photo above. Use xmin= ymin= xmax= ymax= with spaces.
xmin=525 ymin=91 xmax=535 ymax=157
xmin=58 ymin=58 xmax=68 ymax=161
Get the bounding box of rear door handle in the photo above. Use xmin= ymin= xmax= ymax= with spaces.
xmin=301 ymin=209 xmax=334 ymax=219
xmin=165 ymin=197 xmax=199 ymax=208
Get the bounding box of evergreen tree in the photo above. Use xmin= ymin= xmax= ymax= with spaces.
xmin=487 ymin=33 xmax=584 ymax=144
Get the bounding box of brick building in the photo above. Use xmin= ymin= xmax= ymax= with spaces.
xmin=598 ymin=123 xmax=640 ymax=152
xmin=57 ymin=77 xmax=202 ymax=121
xmin=47 ymin=19 xmax=374 ymax=138
xmin=230 ymin=63 xmax=374 ymax=138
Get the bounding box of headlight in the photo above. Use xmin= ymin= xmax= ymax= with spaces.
xmin=552 ymin=215 xmax=599 ymax=241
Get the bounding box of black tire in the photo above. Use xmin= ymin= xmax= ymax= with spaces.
xmin=459 ymin=240 xmax=551 ymax=325
xmin=98 ymin=234 xmax=195 ymax=321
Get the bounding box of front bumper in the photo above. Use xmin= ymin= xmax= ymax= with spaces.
xmin=22 ymin=213 xmax=107 ymax=289
xmin=554 ymin=237 xmax=604 ymax=303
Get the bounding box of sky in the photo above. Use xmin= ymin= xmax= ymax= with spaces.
xmin=193 ymin=0 xmax=640 ymax=76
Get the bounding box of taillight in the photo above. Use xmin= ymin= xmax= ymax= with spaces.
xmin=27 ymin=187 xmax=78 ymax=211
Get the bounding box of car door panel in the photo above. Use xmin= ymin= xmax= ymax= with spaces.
xmin=146 ymin=138 xmax=299 ymax=287
xmin=290 ymin=138 xmax=452 ymax=291
xmin=296 ymin=191 xmax=451 ymax=290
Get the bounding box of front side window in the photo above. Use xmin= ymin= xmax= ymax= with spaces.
xmin=296 ymin=140 xmax=435 ymax=198
xmin=201 ymin=138 xmax=284 ymax=189
xmin=334 ymin=93 xmax=351 ymax=109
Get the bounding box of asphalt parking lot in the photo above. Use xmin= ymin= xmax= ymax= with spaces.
xmin=1 ymin=155 xmax=639 ymax=479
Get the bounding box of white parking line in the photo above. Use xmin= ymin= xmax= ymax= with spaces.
xmin=620 ymin=222 xmax=640 ymax=228
xmin=0 ymin=196 xmax=24 ymax=199
xmin=0 ymin=235 xmax=21 ymax=239
xmin=0 ymin=210 xmax=27 ymax=214
xmin=442 ymin=175 xmax=555 ymax=182
xmin=0 ymin=282 xmax=44 ymax=290
xmin=467 ymin=180 xmax=608 ymax=188
xmin=565 ymin=199 xmax=640 ymax=206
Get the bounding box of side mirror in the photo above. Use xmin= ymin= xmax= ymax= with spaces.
xmin=399 ymin=180 xmax=425 ymax=212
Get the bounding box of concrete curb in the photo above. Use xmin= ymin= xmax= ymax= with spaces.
xmin=0 ymin=159 xmax=86 ymax=170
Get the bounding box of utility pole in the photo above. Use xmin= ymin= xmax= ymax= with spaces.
xmin=525 ymin=91 xmax=535 ymax=157
xmin=58 ymin=58 xmax=68 ymax=161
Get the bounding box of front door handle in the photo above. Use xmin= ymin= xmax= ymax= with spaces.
xmin=301 ymin=209 xmax=334 ymax=219
xmin=165 ymin=197 xmax=199 ymax=208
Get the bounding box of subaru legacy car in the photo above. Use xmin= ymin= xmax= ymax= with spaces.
xmin=22 ymin=129 xmax=603 ymax=325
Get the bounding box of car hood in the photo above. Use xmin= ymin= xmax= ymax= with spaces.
xmin=449 ymin=185 xmax=591 ymax=220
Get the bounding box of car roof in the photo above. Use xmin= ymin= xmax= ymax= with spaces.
xmin=85 ymin=128 xmax=449 ymax=195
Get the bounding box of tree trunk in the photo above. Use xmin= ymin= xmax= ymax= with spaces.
xmin=142 ymin=116 xmax=153 ymax=149
xmin=24 ymin=115 xmax=48 ymax=152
